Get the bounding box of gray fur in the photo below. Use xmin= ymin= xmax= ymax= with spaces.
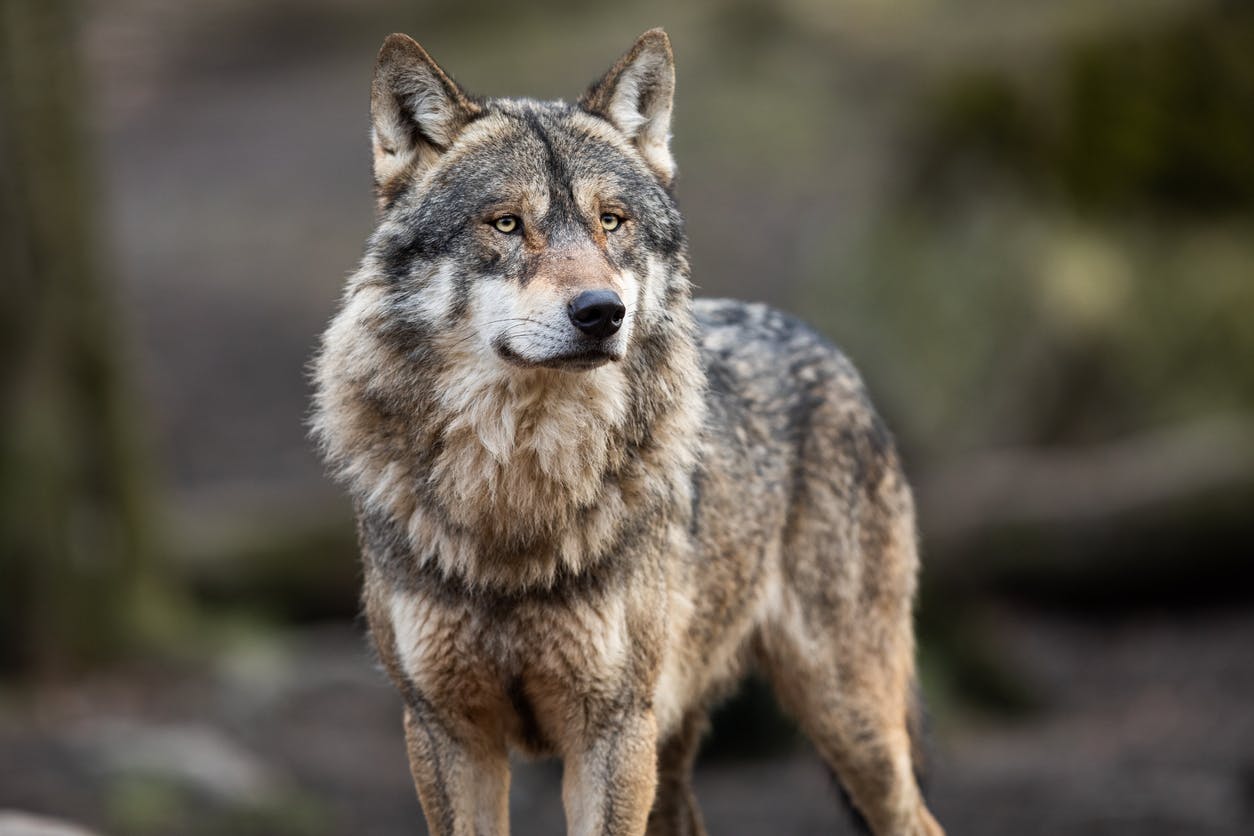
xmin=312 ymin=29 xmax=942 ymax=836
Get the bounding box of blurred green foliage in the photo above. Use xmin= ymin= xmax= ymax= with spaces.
xmin=913 ymin=1 xmax=1254 ymax=213
xmin=807 ymin=0 xmax=1254 ymax=457
xmin=107 ymin=773 xmax=329 ymax=836
xmin=0 ymin=0 xmax=179 ymax=676
xmin=812 ymin=213 xmax=1254 ymax=452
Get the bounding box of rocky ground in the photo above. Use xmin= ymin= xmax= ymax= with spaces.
xmin=3 ymin=607 xmax=1252 ymax=835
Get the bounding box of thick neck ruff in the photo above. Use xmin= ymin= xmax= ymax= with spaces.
xmin=314 ymin=282 xmax=704 ymax=592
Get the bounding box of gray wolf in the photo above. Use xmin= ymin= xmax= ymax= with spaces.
xmin=311 ymin=28 xmax=943 ymax=836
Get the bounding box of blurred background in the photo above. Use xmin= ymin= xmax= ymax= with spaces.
xmin=2 ymin=0 xmax=1253 ymax=833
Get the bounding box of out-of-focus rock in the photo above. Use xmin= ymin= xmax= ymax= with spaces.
xmin=71 ymin=720 xmax=280 ymax=806
xmin=0 ymin=812 xmax=100 ymax=836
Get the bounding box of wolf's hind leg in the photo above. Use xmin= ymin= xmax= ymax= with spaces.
xmin=646 ymin=709 xmax=708 ymax=836
xmin=754 ymin=408 xmax=944 ymax=835
xmin=759 ymin=469 xmax=943 ymax=836
xmin=760 ymin=627 xmax=941 ymax=836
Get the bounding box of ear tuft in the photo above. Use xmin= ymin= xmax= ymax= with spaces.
xmin=371 ymin=34 xmax=478 ymax=204
xmin=580 ymin=29 xmax=676 ymax=183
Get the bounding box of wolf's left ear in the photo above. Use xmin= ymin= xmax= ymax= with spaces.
xmin=580 ymin=29 xmax=676 ymax=184
xmin=371 ymin=34 xmax=479 ymax=200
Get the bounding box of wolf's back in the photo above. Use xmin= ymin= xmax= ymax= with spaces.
xmin=692 ymin=297 xmax=883 ymax=455
xmin=686 ymin=295 xmax=906 ymax=576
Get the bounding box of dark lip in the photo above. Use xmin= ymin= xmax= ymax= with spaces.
xmin=494 ymin=342 xmax=618 ymax=371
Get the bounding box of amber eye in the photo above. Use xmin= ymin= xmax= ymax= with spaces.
xmin=493 ymin=215 xmax=520 ymax=234
xmin=600 ymin=213 xmax=622 ymax=232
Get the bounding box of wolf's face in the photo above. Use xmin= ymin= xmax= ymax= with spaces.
xmin=364 ymin=30 xmax=685 ymax=373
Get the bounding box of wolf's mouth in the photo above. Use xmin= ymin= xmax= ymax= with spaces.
xmin=494 ymin=342 xmax=618 ymax=371
xmin=546 ymin=350 xmax=617 ymax=370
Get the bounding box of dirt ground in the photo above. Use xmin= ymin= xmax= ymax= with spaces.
xmin=3 ymin=607 xmax=1251 ymax=835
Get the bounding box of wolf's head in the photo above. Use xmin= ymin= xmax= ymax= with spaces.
xmin=365 ymin=29 xmax=685 ymax=371
xmin=314 ymin=31 xmax=702 ymax=586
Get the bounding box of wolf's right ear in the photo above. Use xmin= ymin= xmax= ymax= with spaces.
xmin=371 ymin=34 xmax=479 ymax=201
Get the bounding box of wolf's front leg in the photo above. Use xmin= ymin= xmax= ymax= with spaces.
xmin=562 ymin=708 xmax=659 ymax=836
xmin=403 ymin=703 xmax=510 ymax=836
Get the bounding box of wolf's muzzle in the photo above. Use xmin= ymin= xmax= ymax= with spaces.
xmin=568 ymin=290 xmax=626 ymax=338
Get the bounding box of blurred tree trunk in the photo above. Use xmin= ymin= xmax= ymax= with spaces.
xmin=0 ymin=0 xmax=160 ymax=674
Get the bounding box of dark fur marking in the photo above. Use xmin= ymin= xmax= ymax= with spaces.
xmin=599 ymin=728 xmax=623 ymax=832
xmin=361 ymin=502 xmax=654 ymax=609
xmin=687 ymin=468 xmax=704 ymax=537
xmin=374 ymin=297 xmax=438 ymax=355
xmin=398 ymin=679 xmax=457 ymax=836
xmin=447 ymin=268 xmax=472 ymax=322
xmin=505 ymin=675 xmax=549 ymax=753
xmin=522 ymin=109 xmax=575 ymax=217
xmin=359 ymin=504 xmax=414 ymax=583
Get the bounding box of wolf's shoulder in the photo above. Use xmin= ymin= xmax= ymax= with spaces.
xmin=690 ymin=297 xmax=887 ymax=445
xmin=692 ymin=298 xmax=863 ymax=394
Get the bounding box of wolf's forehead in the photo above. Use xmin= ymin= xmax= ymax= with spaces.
xmin=444 ymin=104 xmax=645 ymax=199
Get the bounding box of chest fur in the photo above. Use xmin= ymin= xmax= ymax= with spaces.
xmin=385 ymin=586 xmax=647 ymax=754
xmin=426 ymin=352 xmax=632 ymax=535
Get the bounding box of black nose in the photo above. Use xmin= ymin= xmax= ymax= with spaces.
xmin=567 ymin=290 xmax=626 ymax=338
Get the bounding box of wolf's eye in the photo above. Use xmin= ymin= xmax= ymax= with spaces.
xmin=600 ymin=213 xmax=622 ymax=232
xmin=493 ymin=215 xmax=520 ymax=234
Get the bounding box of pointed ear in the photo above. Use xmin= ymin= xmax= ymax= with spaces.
xmin=371 ymin=34 xmax=479 ymax=201
xmin=579 ymin=29 xmax=676 ymax=184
